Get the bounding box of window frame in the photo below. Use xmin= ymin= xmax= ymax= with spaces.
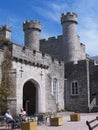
xmin=71 ymin=81 xmax=79 ymax=96
xmin=51 ymin=78 xmax=58 ymax=102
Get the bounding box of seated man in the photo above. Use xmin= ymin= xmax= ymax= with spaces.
xmin=4 ymin=108 xmax=15 ymax=128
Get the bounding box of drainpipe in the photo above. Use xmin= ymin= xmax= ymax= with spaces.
xmin=64 ymin=78 xmax=67 ymax=109
xmin=86 ymin=59 xmax=90 ymax=112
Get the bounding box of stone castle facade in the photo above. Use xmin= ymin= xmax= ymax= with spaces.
xmin=0 ymin=12 xmax=98 ymax=115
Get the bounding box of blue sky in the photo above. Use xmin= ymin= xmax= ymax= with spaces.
xmin=0 ymin=0 xmax=98 ymax=56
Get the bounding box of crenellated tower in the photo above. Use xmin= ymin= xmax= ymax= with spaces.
xmin=0 ymin=25 xmax=11 ymax=40
xmin=61 ymin=12 xmax=80 ymax=62
xmin=23 ymin=20 xmax=41 ymax=51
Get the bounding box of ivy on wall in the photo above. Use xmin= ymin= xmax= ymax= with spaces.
xmin=0 ymin=38 xmax=13 ymax=114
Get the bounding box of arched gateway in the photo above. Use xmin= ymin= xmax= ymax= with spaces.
xmin=23 ymin=80 xmax=39 ymax=115
xmin=0 ymin=14 xmax=65 ymax=115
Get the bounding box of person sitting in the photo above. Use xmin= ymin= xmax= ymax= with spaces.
xmin=19 ymin=108 xmax=27 ymax=121
xmin=4 ymin=108 xmax=15 ymax=128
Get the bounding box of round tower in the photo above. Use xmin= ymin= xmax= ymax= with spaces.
xmin=61 ymin=12 xmax=79 ymax=62
xmin=23 ymin=20 xmax=41 ymax=51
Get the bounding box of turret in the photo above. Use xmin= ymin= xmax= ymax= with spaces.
xmin=61 ymin=12 xmax=79 ymax=62
xmin=23 ymin=20 xmax=41 ymax=51
xmin=0 ymin=25 xmax=11 ymax=40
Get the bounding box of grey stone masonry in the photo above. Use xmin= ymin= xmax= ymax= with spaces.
xmin=23 ymin=20 xmax=41 ymax=51
xmin=61 ymin=12 xmax=78 ymax=24
xmin=89 ymin=60 xmax=98 ymax=106
xmin=65 ymin=60 xmax=89 ymax=112
xmin=40 ymin=12 xmax=86 ymax=63
xmin=12 ymin=43 xmax=64 ymax=114
xmin=40 ymin=35 xmax=63 ymax=61
xmin=0 ymin=25 xmax=11 ymax=40
xmin=61 ymin=12 xmax=86 ymax=62
xmin=0 ymin=11 xmax=98 ymax=114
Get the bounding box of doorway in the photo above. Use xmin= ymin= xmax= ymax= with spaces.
xmin=23 ymin=81 xmax=37 ymax=115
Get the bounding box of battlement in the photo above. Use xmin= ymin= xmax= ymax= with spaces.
xmin=66 ymin=12 xmax=77 ymax=17
xmin=0 ymin=25 xmax=11 ymax=40
xmin=48 ymin=37 xmax=56 ymax=41
xmin=40 ymin=35 xmax=63 ymax=43
xmin=61 ymin=12 xmax=78 ymax=24
xmin=0 ymin=25 xmax=11 ymax=32
xmin=12 ymin=43 xmax=63 ymax=68
xmin=23 ymin=20 xmax=41 ymax=31
xmin=80 ymin=43 xmax=85 ymax=47
xmin=65 ymin=60 xmax=88 ymax=68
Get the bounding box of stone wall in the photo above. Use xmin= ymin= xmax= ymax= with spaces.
xmin=40 ymin=35 xmax=63 ymax=61
xmin=89 ymin=60 xmax=98 ymax=105
xmin=40 ymin=12 xmax=86 ymax=63
xmin=45 ymin=59 xmax=64 ymax=112
xmin=12 ymin=43 xmax=64 ymax=114
xmin=65 ymin=60 xmax=89 ymax=112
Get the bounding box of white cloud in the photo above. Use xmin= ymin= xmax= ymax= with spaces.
xmin=34 ymin=1 xmax=98 ymax=56
xmin=31 ymin=2 xmax=68 ymax=23
xmin=50 ymin=2 xmax=68 ymax=12
xmin=0 ymin=0 xmax=98 ymax=55
xmin=30 ymin=0 xmax=98 ymax=56
xmin=78 ymin=17 xmax=98 ymax=56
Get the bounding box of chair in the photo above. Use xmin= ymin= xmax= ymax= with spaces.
xmin=5 ymin=117 xmax=14 ymax=129
xmin=37 ymin=114 xmax=46 ymax=125
xmin=5 ymin=116 xmax=21 ymax=129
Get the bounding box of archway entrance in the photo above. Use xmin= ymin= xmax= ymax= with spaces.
xmin=23 ymin=81 xmax=37 ymax=115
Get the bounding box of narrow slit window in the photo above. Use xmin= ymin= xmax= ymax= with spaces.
xmin=71 ymin=81 xmax=78 ymax=95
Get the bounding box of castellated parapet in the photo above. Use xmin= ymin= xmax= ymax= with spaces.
xmin=12 ymin=43 xmax=63 ymax=68
xmin=60 ymin=12 xmax=86 ymax=62
xmin=40 ymin=35 xmax=63 ymax=60
xmin=40 ymin=35 xmax=62 ymax=43
xmin=0 ymin=25 xmax=11 ymax=40
xmin=23 ymin=20 xmax=41 ymax=31
xmin=0 ymin=25 xmax=11 ymax=32
xmin=61 ymin=12 xmax=78 ymax=24
xmin=23 ymin=20 xmax=41 ymax=51
xmin=40 ymin=12 xmax=86 ymax=63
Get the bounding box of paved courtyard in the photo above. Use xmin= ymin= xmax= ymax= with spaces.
xmin=0 ymin=112 xmax=98 ymax=130
xmin=38 ymin=112 xmax=98 ymax=130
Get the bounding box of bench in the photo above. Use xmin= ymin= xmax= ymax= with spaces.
xmin=86 ymin=117 xmax=98 ymax=130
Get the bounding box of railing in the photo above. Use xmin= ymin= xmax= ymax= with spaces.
xmin=89 ymin=97 xmax=96 ymax=112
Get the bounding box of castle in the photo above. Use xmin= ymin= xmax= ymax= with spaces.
xmin=0 ymin=12 xmax=98 ymax=115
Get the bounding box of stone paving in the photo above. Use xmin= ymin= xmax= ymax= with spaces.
xmin=38 ymin=112 xmax=98 ymax=130
xmin=0 ymin=112 xmax=98 ymax=130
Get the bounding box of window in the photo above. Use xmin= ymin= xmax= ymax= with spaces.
xmin=51 ymin=78 xmax=58 ymax=101
xmin=71 ymin=81 xmax=78 ymax=95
